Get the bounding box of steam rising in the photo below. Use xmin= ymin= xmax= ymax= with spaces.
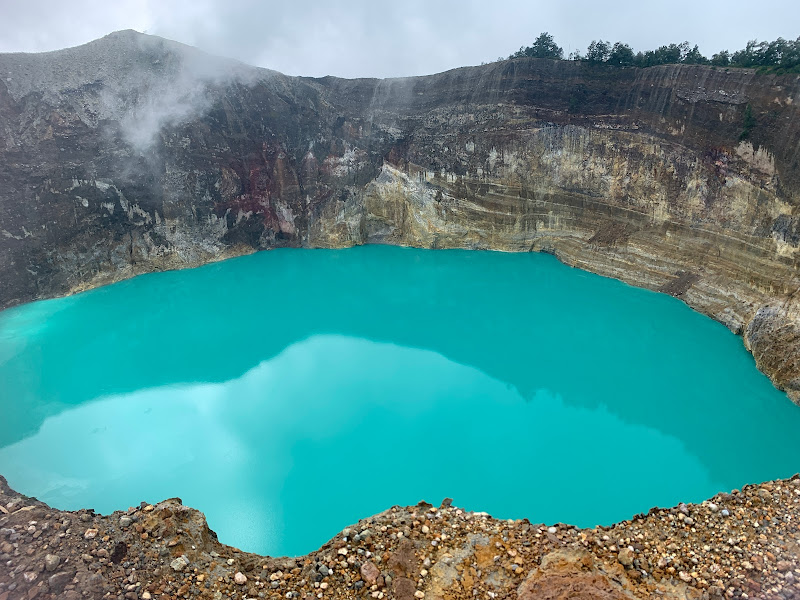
xmin=0 ymin=30 xmax=265 ymax=153
xmin=114 ymin=66 xmax=214 ymax=152
xmin=108 ymin=32 xmax=262 ymax=152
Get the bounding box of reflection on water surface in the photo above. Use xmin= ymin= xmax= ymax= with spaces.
xmin=1 ymin=247 xmax=798 ymax=556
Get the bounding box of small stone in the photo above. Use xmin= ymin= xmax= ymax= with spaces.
xmin=414 ymin=592 xmax=425 ymax=599
xmin=361 ymin=561 xmax=380 ymax=585
xmin=721 ymin=509 xmax=730 ymax=517
xmin=547 ymin=527 xmax=557 ymax=534
xmin=142 ymin=593 xmax=152 ymax=600
xmin=83 ymin=528 xmax=98 ymax=539
xmin=44 ymin=554 xmax=60 ymax=572
xmin=143 ymin=505 xmax=154 ymax=512
xmin=170 ymin=556 xmax=189 ymax=572
xmin=777 ymin=560 xmax=792 ymax=572
xmin=679 ymin=571 xmax=692 ymax=583
xmin=234 ymin=572 xmax=247 ymax=585
xmin=618 ymin=548 xmax=634 ymax=567
xmin=48 ymin=572 xmax=73 ymax=594
xmin=23 ymin=572 xmax=38 ymax=583
xmin=119 ymin=516 xmax=132 ymax=528
xmin=421 ymin=525 xmax=430 ymax=535
xmin=708 ymin=503 xmax=719 ymax=513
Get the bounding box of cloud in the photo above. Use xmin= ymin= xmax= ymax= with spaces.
xmin=0 ymin=0 xmax=798 ymax=78
xmin=0 ymin=0 xmax=150 ymax=53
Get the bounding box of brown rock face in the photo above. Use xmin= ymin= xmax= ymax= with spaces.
xmin=745 ymin=301 xmax=800 ymax=398
xmin=0 ymin=30 xmax=799 ymax=401
xmin=388 ymin=538 xmax=418 ymax=577
xmin=517 ymin=550 xmax=637 ymax=600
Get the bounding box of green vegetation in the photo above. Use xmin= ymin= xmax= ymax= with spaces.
xmin=510 ymin=32 xmax=563 ymax=60
xmin=508 ymin=33 xmax=800 ymax=72
xmin=739 ymin=104 xmax=756 ymax=141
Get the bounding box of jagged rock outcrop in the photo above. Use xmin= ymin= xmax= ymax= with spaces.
xmin=2 ymin=474 xmax=800 ymax=600
xmin=1 ymin=30 xmax=799 ymax=400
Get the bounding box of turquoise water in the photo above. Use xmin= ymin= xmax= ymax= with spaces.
xmin=1 ymin=246 xmax=799 ymax=557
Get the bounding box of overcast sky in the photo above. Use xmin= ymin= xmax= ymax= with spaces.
xmin=2 ymin=0 xmax=798 ymax=78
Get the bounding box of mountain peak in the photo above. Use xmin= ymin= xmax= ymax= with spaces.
xmin=0 ymin=29 xmax=272 ymax=104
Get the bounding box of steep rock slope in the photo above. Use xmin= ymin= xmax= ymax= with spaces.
xmin=1 ymin=30 xmax=799 ymax=399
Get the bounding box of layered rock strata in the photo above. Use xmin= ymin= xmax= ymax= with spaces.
xmin=1 ymin=475 xmax=799 ymax=600
xmin=1 ymin=31 xmax=799 ymax=399
xmin=1 ymin=33 xmax=800 ymax=597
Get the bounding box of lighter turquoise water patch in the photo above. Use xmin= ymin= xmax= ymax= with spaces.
xmin=1 ymin=246 xmax=799 ymax=557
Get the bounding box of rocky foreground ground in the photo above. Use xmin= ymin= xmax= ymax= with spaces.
xmin=1 ymin=476 xmax=799 ymax=600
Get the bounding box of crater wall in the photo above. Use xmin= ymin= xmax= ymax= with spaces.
xmin=1 ymin=31 xmax=799 ymax=400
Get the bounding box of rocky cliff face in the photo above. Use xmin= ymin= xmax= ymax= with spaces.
xmin=1 ymin=30 xmax=799 ymax=400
